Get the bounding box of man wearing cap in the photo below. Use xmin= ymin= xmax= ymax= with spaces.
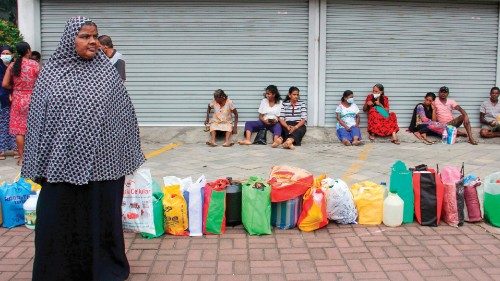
xmin=479 ymin=86 xmax=500 ymax=138
xmin=433 ymin=86 xmax=478 ymax=145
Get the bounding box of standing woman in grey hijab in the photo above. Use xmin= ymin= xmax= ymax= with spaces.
xmin=22 ymin=17 xmax=145 ymax=281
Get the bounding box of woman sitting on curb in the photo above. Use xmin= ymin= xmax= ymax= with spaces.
xmin=363 ymin=83 xmax=400 ymax=144
xmin=238 ymin=85 xmax=282 ymax=146
xmin=336 ymin=90 xmax=362 ymax=146
xmin=277 ymin=86 xmax=307 ymax=149
xmin=408 ymin=92 xmax=445 ymax=145
xmin=204 ymin=89 xmax=238 ymax=147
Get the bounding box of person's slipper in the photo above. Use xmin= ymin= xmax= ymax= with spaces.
xmin=222 ymin=143 xmax=234 ymax=147
xmin=391 ymin=139 xmax=401 ymax=145
xmin=0 ymin=154 xmax=6 ymax=160
xmin=206 ymin=141 xmax=217 ymax=147
xmin=368 ymin=134 xmax=375 ymax=141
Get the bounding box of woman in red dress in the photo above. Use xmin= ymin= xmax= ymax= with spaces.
xmin=362 ymin=83 xmax=400 ymax=144
xmin=2 ymin=42 xmax=40 ymax=165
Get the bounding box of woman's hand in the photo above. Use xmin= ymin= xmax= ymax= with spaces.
xmin=232 ymin=126 xmax=238 ymax=135
xmin=366 ymin=100 xmax=374 ymax=107
xmin=374 ymin=99 xmax=380 ymax=106
xmin=344 ymin=124 xmax=351 ymax=132
xmin=204 ymin=118 xmax=209 ymax=126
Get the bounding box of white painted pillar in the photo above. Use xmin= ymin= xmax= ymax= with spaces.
xmin=17 ymin=0 xmax=41 ymax=52
xmin=308 ymin=0 xmax=320 ymax=126
xmin=496 ymin=4 xmax=500 ymax=86
xmin=318 ymin=0 xmax=327 ymax=126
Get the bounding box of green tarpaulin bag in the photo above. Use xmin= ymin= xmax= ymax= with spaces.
xmin=242 ymin=176 xmax=272 ymax=235
xmin=484 ymin=172 xmax=500 ymax=227
xmin=141 ymin=180 xmax=165 ymax=238
xmin=389 ymin=161 xmax=414 ymax=223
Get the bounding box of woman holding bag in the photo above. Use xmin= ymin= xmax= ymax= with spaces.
xmin=363 ymin=83 xmax=400 ymax=144
xmin=21 ymin=17 xmax=144 ymax=281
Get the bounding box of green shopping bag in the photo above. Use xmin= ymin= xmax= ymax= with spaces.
xmin=242 ymin=176 xmax=272 ymax=235
xmin=389 ymin=161 xmax=414 ymax=223
xmin=203 ymin=179 xmax=229 ymax=234
xmin=141 ymin=192 xmax=165 ymax=238
xmin=141 ymin=180 xmax=165 ymax=238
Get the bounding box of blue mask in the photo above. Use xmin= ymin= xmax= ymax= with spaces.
xmin=347 ymin=98 xmax=354 ymax=104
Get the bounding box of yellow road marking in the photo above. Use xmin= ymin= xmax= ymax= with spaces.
xmin=145 ymin=143 xmax=181 ymax=159
xmin=341 ymin=143 xmax=373 ymax=184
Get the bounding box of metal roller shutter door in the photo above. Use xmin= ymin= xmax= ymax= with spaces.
xmin=40 ymin=0 xmax=309 ymax=125
xmin=324 ymin=0 xmax=498 ymax=127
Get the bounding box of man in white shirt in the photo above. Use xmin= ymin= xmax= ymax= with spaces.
xmin=98 ymin=35 xmax=126 ymax=81
xmin=479 ymin=86 xmax=500 ymax=138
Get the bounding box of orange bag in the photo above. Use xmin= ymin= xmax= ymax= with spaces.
xmin=268 ymin=166 xmax=314 ymax=202
xmin=297 ymin=177 xmax=328 ymax=232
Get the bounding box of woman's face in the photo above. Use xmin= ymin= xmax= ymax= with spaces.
xmin=289 ymin=90 xmax=299 ymax=102
xmin=372 ymin=86 xmax=383 ymax=95
xmin=215 ymin=96 xmax=226 ymax=105
xmin=265 ymin=90 xmax=276 ymax=102
xmin=75 ymin=24 xmax=99 ymax=60
xmin=423 ymin=96 xmax=434 ymax=106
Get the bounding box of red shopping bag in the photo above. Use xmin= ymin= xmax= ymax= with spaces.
xmin=203 ymin=178 xmax=229 ymax=235
xmin=412 ymin=164 xmax=444 ymax=227
xmin=268 ymin=166 xmax=314 ymax=202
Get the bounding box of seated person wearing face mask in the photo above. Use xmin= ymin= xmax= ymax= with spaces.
xmin=336 ymin=90 xmax=362 ymax=146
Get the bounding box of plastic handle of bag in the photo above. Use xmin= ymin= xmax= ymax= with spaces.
xmin=436 ymin=163 xmax=439 ymax=173
xmin=460 ymin=162 xmax=465 ymax=178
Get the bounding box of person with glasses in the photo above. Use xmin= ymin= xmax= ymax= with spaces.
xmin=433 ymin=86 xmax=478 ymax=145
xmin=363 ymin=83 xmax=400 ymax=144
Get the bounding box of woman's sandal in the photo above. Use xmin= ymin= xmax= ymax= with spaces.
xmin=222 ymin=142 xmax=234 ymax=147
xmin=206 ymin=141 xmax=218 ymax=147
xmin=391 ymin=139 xmax=401 ymax=145
xmin=0 ymin=154 xmax=6 ymax=160
xmin=368 ymin=134 xmax=375 ymax=141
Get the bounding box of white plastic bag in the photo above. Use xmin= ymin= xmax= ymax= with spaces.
xmin=122 ymin=168 xmax=156 ymax=235
xmin=187 ymin=175 xmax=206 ymax=236
xmin=323 ymin=178 xmax=357 ymax=224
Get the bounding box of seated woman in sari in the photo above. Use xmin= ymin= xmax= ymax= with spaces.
xmin=363 ymin=83 xmax=400 ymax=144
xmin=408 ymin=92 xmax=446 ymax=145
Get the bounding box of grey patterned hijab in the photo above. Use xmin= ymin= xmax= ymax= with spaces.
xmin=22 ymin=17 xmax=145 ymax=185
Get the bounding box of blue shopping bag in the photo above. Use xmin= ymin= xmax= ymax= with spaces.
xmin=0 ymin=178 xmax=32 ymax=228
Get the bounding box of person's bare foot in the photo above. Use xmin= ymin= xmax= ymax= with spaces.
xmin=352 ymin=140 xmax=362 ymax=146
xmin=271 ymin=137 xmax=283 ymax=148
xmin=238 ymin=140 xmax=252 ymax=145
xmin=342 ymin=139 xmax=351 ymax=146
xmin=468 ymin=139 xmax=478 ymax=145
xmin=369 ymin=134 xmax=375 ymax=141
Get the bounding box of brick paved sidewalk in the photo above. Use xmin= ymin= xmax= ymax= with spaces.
xmin=1 ymin=142 xmax=499 ymax=280
xmin=0 ymin=222 xmax=499 ymax=281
